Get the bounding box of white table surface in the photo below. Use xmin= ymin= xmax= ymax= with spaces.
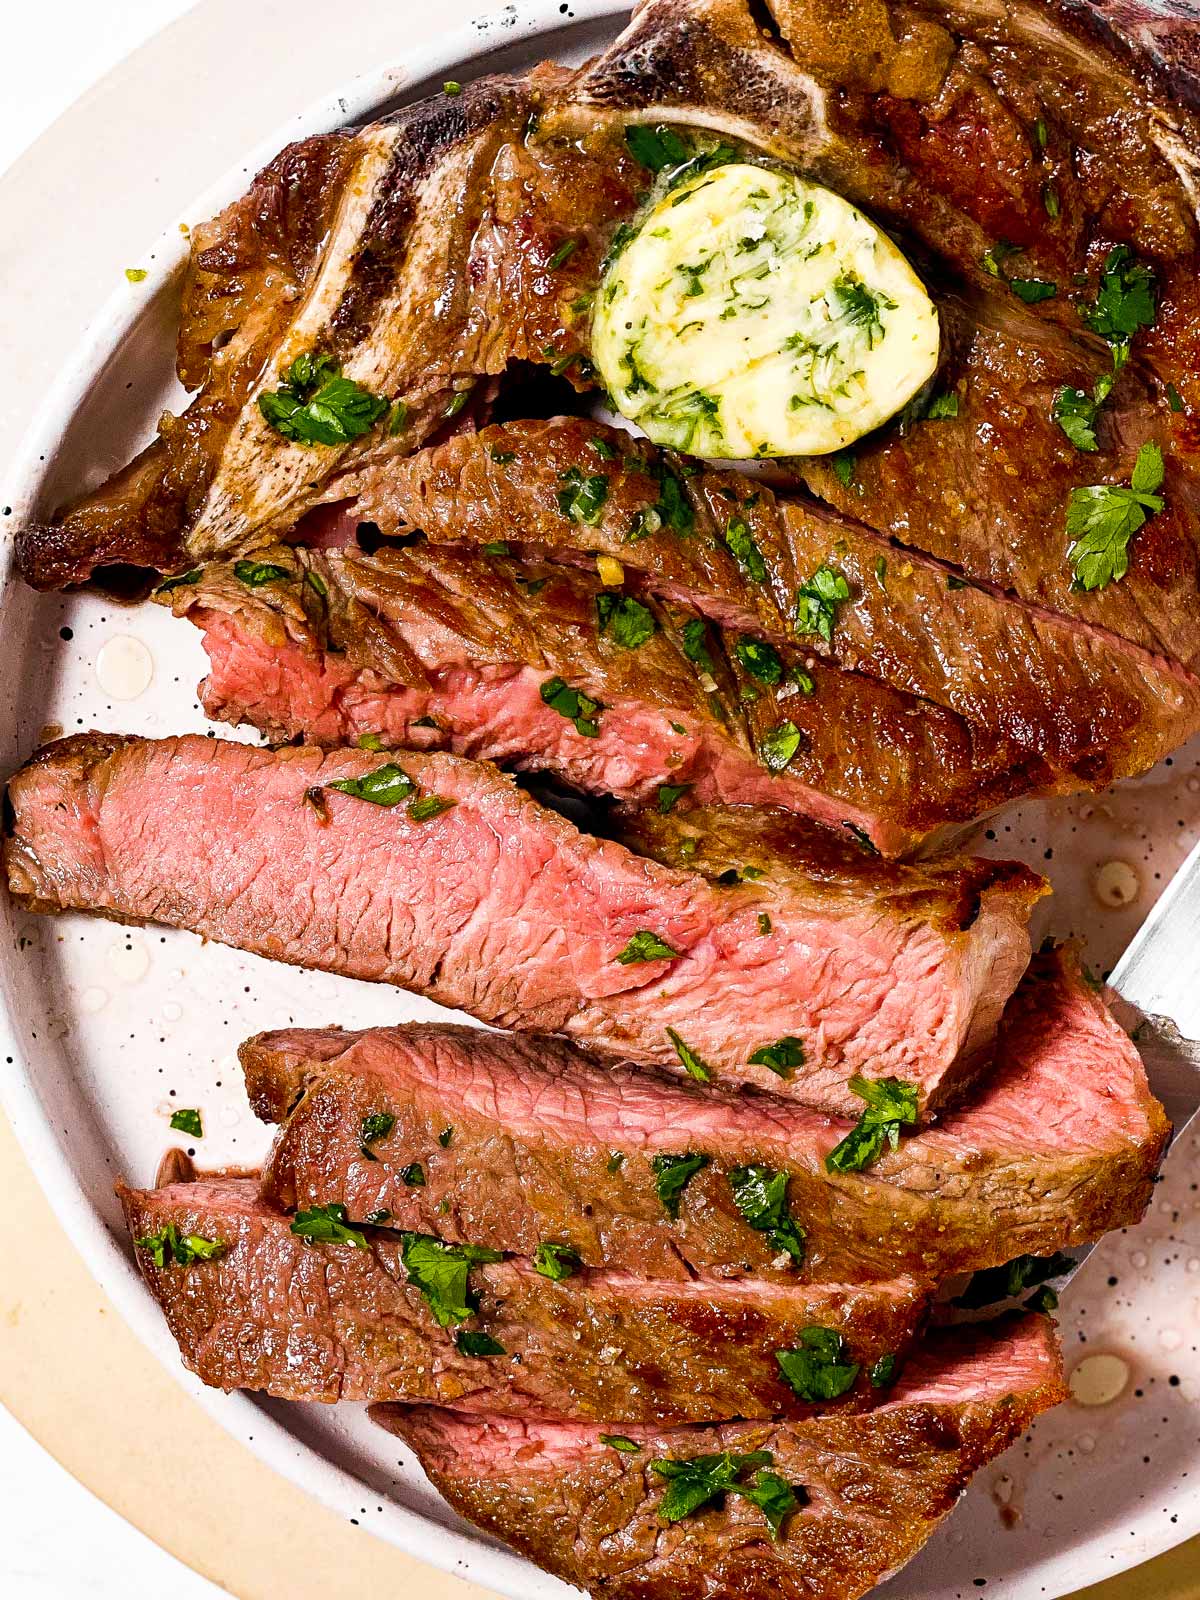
xmin=0 ymin=20 xmax=220 ymax=1599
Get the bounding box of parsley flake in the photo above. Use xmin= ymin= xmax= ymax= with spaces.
xmin=234 ymin=559 xmax=291 ymax=588
xmin=327 ymin=763 xmax=417 ymax=807
xmin=169 ymin=1108 xmax=203 ymax=1138
xmin=657 ymin=783 xmax=691 ymax=815
xmin=723 ymin=517 xmax=767 ymax=583
xmin=1066 ymin=441 xmax=1165 ymax=590
xmin=825 ymin=1076 xmax=919 ymax=1173
xmin=557 ymin=467 xmax=610 ymax=525
xmin=651 ymin=1451 xmax=799 ymax=1538
xmin=776 ymin=1326 xmax=859 ymax=1401
xmin=400 ymin=1232 xmax=503 ymax=1327
xmin=665 ymin=1029 xmax=712 ymax=1083
xmin=794 ymin=566 xmax=850 ymax=642
xmin=616 ymin=930 xmax=679 ymax=964
xmin=748 ymin=1037 xmax=804 ymax=1078
xmin=760 ymin=720 xmax=802 ymax=774
xmin=455 ymin=1329 xmax=505 ymax=1357
xmin=596 ymin=592 xmax=657 ymax=649
xmin=135 ymin=1224 xmax=225 ymax=1268
xmin=651 ymin=1152 xmax=710 ymax=1218
xmin=600 ymin=1433 xmax=642 ymax=1453
xmin=258 ymin=353 xmax=388 ymax=446
xmin=540 ymin=675 xmax=603 ymax=736
xmin=533 ymin=1241 xmax=582 ymax=1281
xmin=728 ymin=1165 xmax=806 ymax=1264
xmin=290 ymin=1202 xmax=370 ymax=1249
xmin=955 ymin=1251 xmax=1074 ymax=1309
xmin=735 ymin=637 xmax=784 ymax=684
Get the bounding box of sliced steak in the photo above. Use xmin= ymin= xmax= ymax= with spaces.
xmin=118 ymin=1175 xmax=929 ymax=1419
xmin=166 ymin=543 xmax=1035 ymax=858
xmin=4 ymin=732 xmax=1042 ymax=1118
xmin=363 ymin=414 xmax=1200 ymax=782
xmin=246 ymin=947 xmax=1168 ymax=1284
xmin=374 ymin=1313 xmax=1067 ymax=1600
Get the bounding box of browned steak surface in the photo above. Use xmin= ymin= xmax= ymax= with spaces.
xmin=118 ymin=1175 xmax=930 ymax=1419
xmin=366 ymin=416 xmax=1200 ymax=784
xmin=374 ymin=1313 xmax=1067 ymax=1600
xmin=246 ymin=947 xmax=1169 ymax=1284
xmin=18 ymin=0 xmax=1200 ymax=668
xmin=164 ymin=541 xmax=1036 ymax=857
xmin=4 ymin=732 xmax=1042 ymax=1118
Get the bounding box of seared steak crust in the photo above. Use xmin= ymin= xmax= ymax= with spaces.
xmin=246 ymin=948 xmax=1168 ymax=1284
xmin=166 ymin=542 xmax=1036 ymax=857
xmin=4 ymin=732 xmax=1042 ymax=1118
xmin=369 ymin=416 xmax=1200 ymax=783
xmin=118 ymin=1176 xmax=930 ymax=1419
xmin=375 ymin=1314 xmax=1068 ymax=1600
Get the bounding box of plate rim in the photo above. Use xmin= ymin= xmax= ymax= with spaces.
xmin=2 ymin=2 xmax=1198 ymax=1595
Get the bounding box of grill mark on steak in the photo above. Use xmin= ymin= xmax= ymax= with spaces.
xmin=372 ymin=1313 xmax=1067 ymax=1600
xmin=244 ymin=946 xmax=1168 ymax=1284
xmin=359 ymin=414 xmax=1200 ymax=777
xmin=162 ymin=542 xmax=1040 ymax=858
xmin=118 ymin=1174 xmax=931 ymax=1419
xmin=3 ymin=731 xmax=1043 ymax=1119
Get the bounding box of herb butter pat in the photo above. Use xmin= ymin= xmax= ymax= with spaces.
xmin=593 ymin=161 xmax=939 ymax=458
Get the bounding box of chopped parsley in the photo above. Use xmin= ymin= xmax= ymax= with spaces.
xmin=651 ymin=1451 xmax=800 ymax=1538
xmin=776 ymin=1326 xmax=860 ymax=1401
xmin=1084 ymin=246 xmax=1156 ymax=346
xmin=155 ymin=568 xmax=202 ymax=593
xmin=596 ymin=592 xmax=657 ymax=649
xmin=438 ymin=1126 xmax=455 ymax=1148
xmin=657 ymin=783 xmax=691 ymax=815
xmin=1009 ymin=278 xmax=1057 ymax=304
xmin=540 ymin=675 xmax=603 ymax=736
xmin=547 ymin=238 xmax=578 ymax=270
xmin=169 ymin=1108 xmax=203 ymax=1138
xmin=734 ymin=637 xmax=784 ymax=684
xmin=443 ymin=80 xmax=462 ymax=95
xmin=400 ymin=1232 xmax=503 ymax=1327
xmin=955 ymin=1251 xmax=1074 ymax=1309
xmin=757 ymin=912 xmax=772 ymax=935
xmin=825 ymin=1076 xmax=919 ymax=1173
xmin=406 ymin=794 xmax=456 ymax=823
xmin=455 ymin=1329 xmax=505 ymax=1357
xmin=533 ymin=1241 xmax=582 ymax=1281
xmin=616 ymin=930 xmax=679 ymax=964
xmin=327 ymin=763 xmax=416 ymax=806
xmin=400 ymin=1162 xmax=426 ymax=1187
xmin=680 ymin=617 xmax=717 ymax=676
xmin=830 ymin=450 xmax=857 ymax=490
xmin=828 ymin=273 xmax=896 ymax=349
xmin=482 ymin=541 xmax=511 ymax=556
xmin=557 ymin=466 xmax=610 ymax=524
xmin=981 ymin=240 xmax=1020 ymax=278
xmin=600 ymin=1433 xmax=642 ymax=1453
xmin=794 ymin=565 xmax=850 ymax=642
xmin=1052 ymin=384 xmax=1104 ymax=453
xmin=628 ymin=464 xmax=695 ymax=543
xmin=870 ymin=1352 xmax=899 ymax=1389
xmin=290 ymin=1202 xmax=369 ymax=1249
xmin=665 ymin=1028 xmax=711 ymax=1083
xmin=590 ymin=434 xmax=617 ymax=459
xmin=1167 ymin=383 xmax=1185 ymax=414
xmin=651 ymin=1151 xmax=710 ymax=1218
xmin=760 ymin=720 xmax=802 ymax=773
xmin=605 ymin=1151 xmax=626 ymax=1175
xmin=625 ymin=122 xmax=693 ymax=173
xmin=727 ymin=1165 xmax=806 ymax=1264
xmin=925 ymin=391 xmax=959 ymax=420
xmin=1066 ymin=441 xmax=1165 ymax=590
xmin=258 ymin=353 xmax=388 ymax=446
xmin=723 ymin=517 xmax=768 ymax=583
xmin=233 ymin=559 xmax=291 ymax=588
xmin=748 ymin=1037 xmax=804 ymax=1078
xmin=125 ymin=266 xmax=149 ymax=283
xmin=135 ymin=1224 xmax=225 ymax=1268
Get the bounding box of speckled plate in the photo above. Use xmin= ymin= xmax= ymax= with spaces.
xmin=1 ymin=3 xmax=1199 ymax=1597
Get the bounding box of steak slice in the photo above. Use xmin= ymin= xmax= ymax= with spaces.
xmin=117 ymin=1175 xmax=930 ymax=1419
xmin=4 ymin=732 xmax=1043 ymax=1119
xmin=166 ymin=543 xmax=1036 ymax=858
xmin=246 ymin=947 xmax=1169 ymax=1284
xmin=363 ymin=414 xmax=1200 ymax=783
xmin=374 ymin=1313 xmax=1067 ymax=1600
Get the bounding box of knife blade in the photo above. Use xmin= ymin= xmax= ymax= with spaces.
xmin=1107 ymin=833 xmax=1200 ymax=1138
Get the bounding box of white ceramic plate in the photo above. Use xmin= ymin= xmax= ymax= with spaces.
xmin=2 ymin=4 xmax=1199 ymax=1596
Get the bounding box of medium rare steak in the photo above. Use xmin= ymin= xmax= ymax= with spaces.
xmin=375 ymin=1314 xmax=1067 ymax=1600
xmin=166 ymin=542 xmax=1034 ymax=858
xmin=246 ymin=948 xmax=1169 ymax=1284
xmin=118 ymin=1175 xmax=930 ymax=1419
xmin=4 ymin=732 xmax=1043 ymax=1118
xmin=363 ymin=415 xmax=1200 ymax=787
xmin=18 ymin=0 xmax=1200 ymax=671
